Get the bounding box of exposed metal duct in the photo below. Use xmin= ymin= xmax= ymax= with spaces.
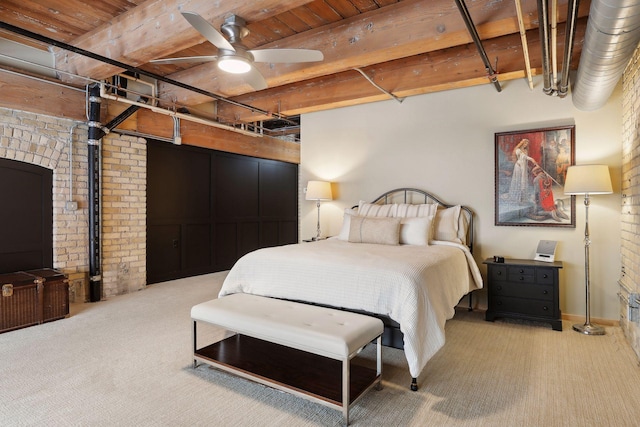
xmin=573 ymin=0 xmax=640 ymax=110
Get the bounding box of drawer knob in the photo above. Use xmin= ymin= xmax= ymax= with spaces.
xmin=543 ymin=274 xmax=548 ymax=279
xmin=520 ymin=276 xmax=524 ymax=281
xmin=543 ymin=306 xmax=548 ymax=311
xmin=497 ymin=271 xmax=502 ymax=276
xmin=519 ymin=269 xmax=524 ymax=273
xmin=497 ymin=301 xmax=502 ymax=306
xmin=543 ymin=290 xmax=548 ymax=295
xmin=496 ymin=285 xmax=502 ymax=291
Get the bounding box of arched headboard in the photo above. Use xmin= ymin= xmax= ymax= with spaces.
xmin=357 ymin=188 xmax=475 ymax=253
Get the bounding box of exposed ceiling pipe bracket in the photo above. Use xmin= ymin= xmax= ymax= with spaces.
xmin=172 ymin=117 xmax=182 ymax=145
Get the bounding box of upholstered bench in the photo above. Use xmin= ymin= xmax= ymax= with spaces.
xmin=191 ymin=293 xmax=384 ymax=425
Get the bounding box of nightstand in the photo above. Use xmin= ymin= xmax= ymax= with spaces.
xmin=483 ymin=258 xmax=563 ymax=331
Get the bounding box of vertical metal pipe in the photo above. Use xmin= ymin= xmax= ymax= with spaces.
xmin=538 ymin=0 xmax=554 ymax=95
xmin=87 ymin=84 xmax=102 ymax=302
xmin=558 ymin=0 xmax=580 ymax=98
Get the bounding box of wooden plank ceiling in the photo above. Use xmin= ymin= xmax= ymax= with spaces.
xmin=0 ymin=0 xmax=590 ymax=148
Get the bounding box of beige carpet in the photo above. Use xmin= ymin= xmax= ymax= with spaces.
xmin=1 ymin=271 xmax=640 ymax=426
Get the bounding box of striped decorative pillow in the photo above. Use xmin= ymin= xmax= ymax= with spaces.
xmin=358 ymin=201 xmax=397 ymax=217
xmin=395 ymin=203 xmax=438 ymax=218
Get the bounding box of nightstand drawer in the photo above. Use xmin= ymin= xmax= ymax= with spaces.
xmin=507 ymin=266 xmax=535 ymax=283
xmin=490 ymin=296 xmax=557 ymax=318
xmin=490 ymin=265 xmax=508 ymax=281
xmin=489 ymin=282 xmax=554 ymax=301
xmin=536 ymin=268 xmax=555 ymax=284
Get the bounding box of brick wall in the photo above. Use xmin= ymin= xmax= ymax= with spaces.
xmin=101 ymin=136 xmax=147 ymax=297
xmin=0 ymin=107 xmax=146 ymax=300
xmin=621 ymin=45 xmax=640 ymax=360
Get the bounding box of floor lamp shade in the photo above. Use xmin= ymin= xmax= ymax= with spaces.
xmin=563 ymin=164 xmax=612 ymax=335
xmin=563 ymin=164 xmax=613 ymax=195
xmin=306 ymin=181 xmax=332 ymax=240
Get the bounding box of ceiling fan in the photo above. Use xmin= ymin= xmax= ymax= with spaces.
xmin=150 ymin=12 xmax=324 ymax=90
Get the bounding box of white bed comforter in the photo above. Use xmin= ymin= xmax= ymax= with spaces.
xmin=219 ymin=238 xmax=483 ymax=378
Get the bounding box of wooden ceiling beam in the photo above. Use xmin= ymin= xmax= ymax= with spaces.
xmin=134 ymin=109 xmax=300 ymax=164
xmin=54 ymin=0 xmax=315 ymax=83
xmin=0 ymin=69 xmax=86 ymax=120
xmin=215 ymin=20 xmax=587 ymax=122
xmin=157 ymin=0 xmax=590 ymax=106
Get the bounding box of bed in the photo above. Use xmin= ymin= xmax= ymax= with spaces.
xmin=219 ymin=188 xmax=483 ymax=390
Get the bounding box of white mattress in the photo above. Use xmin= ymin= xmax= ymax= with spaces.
xmin=219 ymin=238 xmax=483 ymax=378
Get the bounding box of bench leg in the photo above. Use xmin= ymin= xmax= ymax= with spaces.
xmin=192 ymin=320 xmax=198 ymax=368
xmin=410 ymin=377 xmax=418 ymax=391
xmin=376 ymin=335 xmax=383 ymax=391
xmin=342 ymin=358 xmax=350 ymax=425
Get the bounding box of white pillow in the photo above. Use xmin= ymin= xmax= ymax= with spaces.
xmin=395 ymin=203 xmax=438 ymax=218
xmin=348 ymin=216 xmax=401 ymax=245
xmin=400 ymin=216 xmax=434 ymax=246
xmin=433 ymin=205 xmax=462 ymax=243
xmin=358 ymin=200 xmax=397 ymax=217
xmin=337 ymin=208 xmax=358 ymax=241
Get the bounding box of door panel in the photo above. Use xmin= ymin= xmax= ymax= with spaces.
xmin=147 ymin=141 xmax=298 ymax=284
xmin=0 ymin=159 xmax=53 ymax=273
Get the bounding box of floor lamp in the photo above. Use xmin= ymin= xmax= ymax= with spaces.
xmin=563 ymin=164 xmax=613 ymax=335
xmin=305 ymin=180 xmax=333 ymax=240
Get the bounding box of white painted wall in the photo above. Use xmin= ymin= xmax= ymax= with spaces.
xmin=300 ymin=76 xmax=622 ymax=321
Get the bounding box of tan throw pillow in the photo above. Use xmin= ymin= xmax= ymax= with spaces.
xmin=348 ymin=216 xmax=401 ymax=245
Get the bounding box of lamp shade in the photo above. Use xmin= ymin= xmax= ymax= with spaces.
xmin=305 ymin=180 xmax=332 ymax=201
xmin=563 ymin=165 xmax=613 ymax=195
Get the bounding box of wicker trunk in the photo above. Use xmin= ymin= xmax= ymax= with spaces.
xmin=25 ymin=269 xmax=69 ymax=323
xmin=0 ymin=272 xmax=43 ymax=333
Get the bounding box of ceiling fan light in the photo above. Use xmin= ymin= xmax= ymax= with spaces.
xmin=218 ymin=57 xmax=251 ymax=74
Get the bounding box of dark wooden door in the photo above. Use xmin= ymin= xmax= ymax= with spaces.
xmin=0 ymin=158 xmax=53 ymax=273
xmin=147 ymin=141 xmax=298 ymax=283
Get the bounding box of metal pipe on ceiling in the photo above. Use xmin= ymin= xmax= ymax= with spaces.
xmin=558 ymin=0 xmax=580 ymax=97
xmin=573 ymin=0 xmax=640 ymax=110
xmin=514 ymin=0 xmax=535 ymax=90
xmin=99 ymin=83 xmax=261 ymax=137
xmin=538 ymin=0 xmax=554 ymax=94
xmin=454 ymin=0 xmax=502 ymax=92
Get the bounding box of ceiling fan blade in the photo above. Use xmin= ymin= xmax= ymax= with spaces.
xmin=149 ymin=55 xmax=218 ymax=64
xmin=181 ymin=11 xmax=234 ymax=52
xmin=249 ymin=48 xmax=324 ymax=63
xmin=243 ymin=65 xmax=268 ymax=91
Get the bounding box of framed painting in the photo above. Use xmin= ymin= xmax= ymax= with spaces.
xmin=495 ymin=125 xmax=575 ymax=227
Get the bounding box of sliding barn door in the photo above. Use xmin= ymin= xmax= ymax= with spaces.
xmin=147 ymin=141 xmax=298 ymax=284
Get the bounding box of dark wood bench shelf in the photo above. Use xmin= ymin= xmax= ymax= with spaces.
xmin=195 ymin=334 xmax=380 ymax=406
